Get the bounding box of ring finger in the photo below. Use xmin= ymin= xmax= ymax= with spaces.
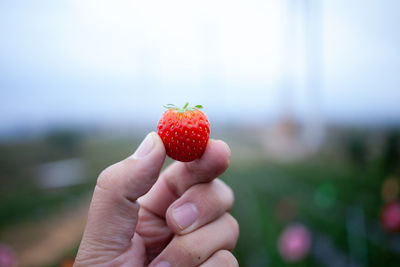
xmin=149 ymin=213 xmax=239 ymax=267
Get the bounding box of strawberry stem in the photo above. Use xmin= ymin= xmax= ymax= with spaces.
xmin=163 ymin=103 xmax=203 ymax=113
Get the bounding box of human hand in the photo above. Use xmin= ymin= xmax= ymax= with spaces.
xmin=75 ymin=132 xmax=239 ymax=266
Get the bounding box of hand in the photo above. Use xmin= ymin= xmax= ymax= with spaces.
xmin=75 ymin=132 xmax=239 ymax=267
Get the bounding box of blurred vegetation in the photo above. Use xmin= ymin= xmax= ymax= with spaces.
xmin=0 ymin=130 xmax=140 ymax=229
xmin=1 ymin=126 xmax=400 ymax=266
xmin=227 ymin=161 xmax=400 ymax=266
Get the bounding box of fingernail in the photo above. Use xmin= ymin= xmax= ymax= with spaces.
xmin=154 ymin=261 xmax=170 ymax=267
xmin=172 ymin=203 xmax=198 ymax=230
xmin=132 ymin=132 xmax=155 ymax=159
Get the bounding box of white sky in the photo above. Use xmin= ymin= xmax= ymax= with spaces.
xmin=0 ymin=0 xmax=399 ymax=133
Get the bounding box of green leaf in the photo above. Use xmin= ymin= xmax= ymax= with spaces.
xmin=163 ymin=103 xmax=204 ymax=111
xmin=163 ymin=104 xmax=178 ymax=110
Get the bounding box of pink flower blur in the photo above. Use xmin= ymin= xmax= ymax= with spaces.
xmin=0 ymin=244 xmax=17 ymax=267
xmin=278 ymin=223 xmax=311 ymax=262
xmin=380 ymin=201 xmax=400 ymax=232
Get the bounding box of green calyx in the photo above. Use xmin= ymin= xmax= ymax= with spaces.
xmin=163 ymin=102 xmax=203 ymax=113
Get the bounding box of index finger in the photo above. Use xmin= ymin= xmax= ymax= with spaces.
xmin=138 ymin=139 xmax=230 ymax=218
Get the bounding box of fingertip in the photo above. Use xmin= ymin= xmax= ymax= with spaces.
xmin=151 ymin=131 xmax=167 ymax=158
xmin=213 ymin=179 xmax=235 ymax=208
xmin=211 ymin=139 xmax=231 ymax=165
xmin=184 ymin=139 xmax=230 ymax=181
xmin=204 ymin=139 xmax=231 ymax=169
xmin=130 ymin=131 xmax=165 ymax=160
xmin=152 ymin=130 xmax=163 ymax=144
xmin=115 ymin=132 xmax=166 ymax=199
xmin=129 ymin=131 xmax=166 ymax=177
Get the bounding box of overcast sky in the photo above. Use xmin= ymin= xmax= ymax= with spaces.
xmin=1 ymin=0 xmax=399 ymax=134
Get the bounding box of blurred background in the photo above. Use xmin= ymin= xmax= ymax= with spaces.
xmin=1 ymin=0 xmax=400 ymax=266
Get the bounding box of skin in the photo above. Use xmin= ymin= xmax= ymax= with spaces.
xmin=75 ymin=132 xmax=239 ymax=267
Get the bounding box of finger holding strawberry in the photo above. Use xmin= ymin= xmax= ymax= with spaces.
xmin=157 ymin=102 xmax=210 ymax=162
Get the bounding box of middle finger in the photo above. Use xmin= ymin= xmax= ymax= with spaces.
xmin=166 ymin=178 xmax=234 ymax=234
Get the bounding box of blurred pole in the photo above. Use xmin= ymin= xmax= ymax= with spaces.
xmin=199 ymin=16 xmax=227 ymax=124
xmin=303 ymin=0 xmax=325 ymax=151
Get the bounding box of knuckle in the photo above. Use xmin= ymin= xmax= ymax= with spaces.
xmin=174 ymin=236 xmax=205 ymax=263
xmin=217 ymin=140 xmax=231 ymax=171
xmin=183 ymin=180 xmax=234 ymax=216
xmin=213 ymin=179 xmax=234 ymax=208
xmin=214 ymin=250 xmax=238 ymax=267
xmin=96 ymin=164 xmax=118 ymax=191
xmin=224 ymin=213 xmax=240 ymax=249
xmin=185 ymin=141 xmax=230 ymax=182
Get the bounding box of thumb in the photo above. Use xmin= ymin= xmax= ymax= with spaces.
xmin=76 ymin=132 xmax=166 ymax=263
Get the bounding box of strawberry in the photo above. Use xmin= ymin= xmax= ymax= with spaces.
xmin=157 ymin=103 xmax=210 ymax=162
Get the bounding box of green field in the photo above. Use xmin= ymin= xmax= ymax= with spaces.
xmin=1 ymin=127 xmax=399 ymax=266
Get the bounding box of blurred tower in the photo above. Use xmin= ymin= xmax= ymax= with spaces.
xmin=264 ymin=0 xmax=325 ymax=160
xmin=278 ymin=0 xmax=298 ymax=121
xmin=303 ymin=0 xmax=325 ymax=151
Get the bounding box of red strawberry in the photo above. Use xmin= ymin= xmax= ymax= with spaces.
xmin=157 ymin=103 xmax=210 ymax=162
